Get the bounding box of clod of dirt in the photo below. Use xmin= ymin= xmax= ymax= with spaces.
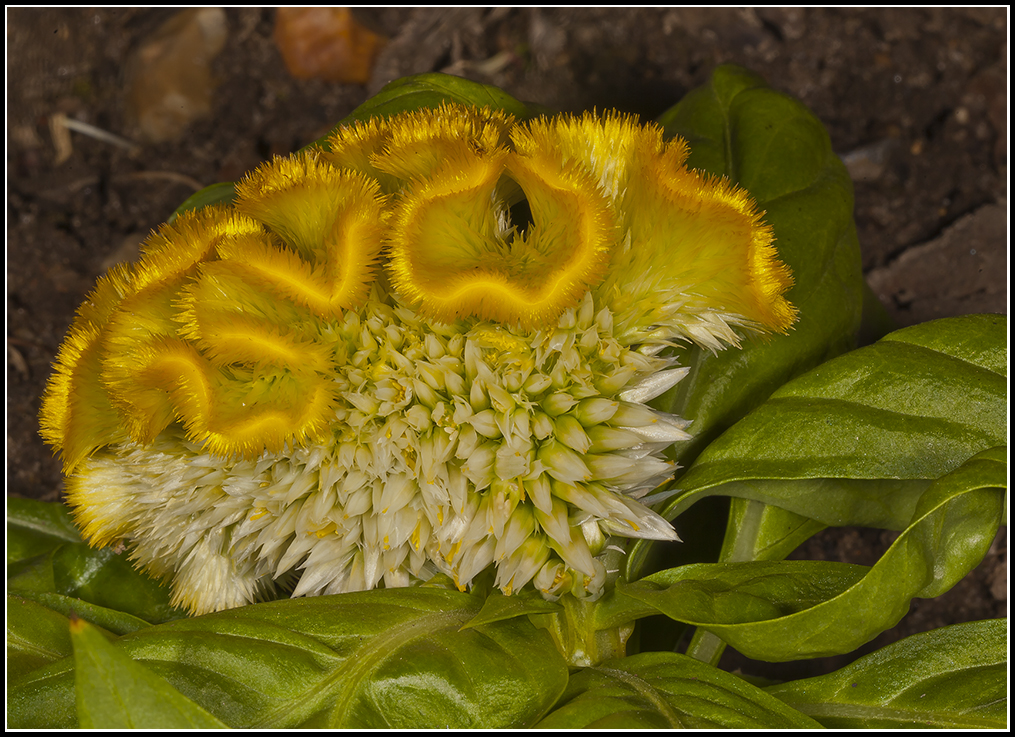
xmin=866 ymin=202 xmax=1007 ymax=327
xmin=273 ymin=8 xmax=386 ymax=84
xmin=126 ymin=8 xmax=229 ymax=143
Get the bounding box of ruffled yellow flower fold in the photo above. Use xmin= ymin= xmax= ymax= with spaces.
xmin=603 ymin=127 xmax=796 ymax=349
xmin=42 ymin=159 xmax=388 ymax=464
xmin=387 ymin=133 xmax=617 ymax=329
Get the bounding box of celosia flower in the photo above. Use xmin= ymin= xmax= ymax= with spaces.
xmin=40 ymin=103 xmax=795 ymax=615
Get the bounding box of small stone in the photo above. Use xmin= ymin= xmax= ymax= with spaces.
xmin=273 ymin=8 xmax=385 ymax=84
xmin=840 ymin=139 xmax=897 ymax=182
xmin=126 ymin=8 xmax=228 ymax=143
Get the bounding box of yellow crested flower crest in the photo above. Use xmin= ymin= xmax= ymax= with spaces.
xmin=40 ymin=103 xmax=795 ymax=615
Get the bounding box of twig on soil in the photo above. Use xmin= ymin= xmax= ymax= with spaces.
xmin=49 ymin=113 xmax=141 ymax=162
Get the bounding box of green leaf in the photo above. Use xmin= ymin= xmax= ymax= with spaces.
xmin=8 ymin=549 xmax=58 ymax=593
xmin=13 ymin=591 xmax=153 ymax=637
xmin=652 ymin=65 xmax=864 ymax=466
xmin=7 ymin=497 xmax=82 ymax=564
xmin=684 ymin=500 xmax=826 ymax=664
xmin=882 ymin=312 xmax=1007 ymax=373
xmin=7 ymin=591 xmax=148 ymax=680
xmin=8 ymin=548 xmax=159 ymax=682
xmin=630 ymin=64 xmax=865 ymax=579
xmin=49 ymin=543 xmax=183 ymax=625
xmin=7 ymin=501 xmax=185 ymax=624
xmin=620 ymin=448 xmax=1006 ymax=660
xmin=657 ymin=315 xmax=1007 ymax=530
xmin=9 ymin=588 xmax=569 ymax=729
xmin=70 ymin=616 xmax=228 ymax=729
xmin=537 ymin=651 xmax=821 ymax=728
xmin=719 ymin=498 xmax=827 ymax=564
xmin=7 ymin=595 xmax=78 ymax=678
xmin=623 ymin=560 xmax=867 ymax=624
xmin=318 ymin=72 xmax=535 ymax=144
xmin=766 ymin=619 xmax=1008 ymax=728
xmin=168 ymin=181 xmax=236 ymax=221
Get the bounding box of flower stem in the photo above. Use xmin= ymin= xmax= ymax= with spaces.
xmin=528 ymin=593 xmax=633 ymax=667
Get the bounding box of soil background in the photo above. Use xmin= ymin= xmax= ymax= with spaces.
xmin=6 ymin=7 xmax=1008 ymax=682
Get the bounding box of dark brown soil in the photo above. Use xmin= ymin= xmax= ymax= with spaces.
xmin=6 ymin=8 xmax=1007 ymax=681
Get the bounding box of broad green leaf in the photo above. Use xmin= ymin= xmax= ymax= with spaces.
xmin=881 ymin=312 xmax=1006 ymax=373
xmin=49 ymin=543 xmax=183 ymax=625
xmin=8 ymin=501 xmax=185 ymax=624
xmin=14 ymin=590 xmax=153 ymax=637
xmin=652 ymin=65 xmax=864 ymax=467
xmin=620 ymin=448 xmax=1005 ymax=660
xmin=168 ymin=181 xmax=236 ymax=221
xmin=624 ymin=560 xmax=866 ymax=624
xmin=684 ymin=500 xmax=826 ymax=664
xmin=8 ymin=593 xmax=144 ymax=683
xmin=719 ymin=498 xmax=827 ymax=564
xmin=7 ymin=497 xmax=81 ymax=564
xmin=537 ymin=651 xmax=820 ymax=728
xmin=8 ymin=549 xmax=156 ymax=683
xmin=766 ymin=619 xmax=1008 ymax=728
xmin=7 ymin=596 xmax=78 ymax=678
xmin=654 ymin=315 xmax=1006 ymax=531
xmin=320 ymin=72 xmax=536 ymax=141
xmin=630 ymin=65 xmax=864 ymax=579
xmin=8 ymin=549 xmax=58 ymax=593
xmin=9 ymin=588 xmax=569 ymax=729
xmin=70 ymin=617 xmax=228 ymax=729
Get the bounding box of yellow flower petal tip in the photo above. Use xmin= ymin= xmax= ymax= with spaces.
xmin=40 ymin=100 xmax=797 ymax=614
xmin=234 ymin=150 xmax=387 ymax=313
xmin=597 ymin=121 xmax=797 ymax=349
xmin=323 ymin=103 xmax=515 ymax=190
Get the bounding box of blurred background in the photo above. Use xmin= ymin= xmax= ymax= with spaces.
xmin=6 ymin=7 xmax=1007 ymax=678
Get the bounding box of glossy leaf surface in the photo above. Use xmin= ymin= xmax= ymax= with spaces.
xmin=7 ymin=596 xmax=78 ymax=678
xmin=766 ymin=619 xmax=1008 ymax=728
xmin=537 ymin=651 xmax=820 ymax=728
xmin=9 ymin=588 xmax=569 ymax=729
xmin=71 ymin=617 xmax=228 ymax=729
xmin=621 ymin=447 xmax=1005 ymax=660
xmin=7 ymin=497 xmax=81 ymax=564
xmin=7 ymin=515 xmax=184 ymax=629
xmin=8 ymin=500 xmax=182 ymax=673
xmin=656 ymin=315 xmax=1006 ymax=531
xmin=12 ymin=590 xmax=151 ymax=638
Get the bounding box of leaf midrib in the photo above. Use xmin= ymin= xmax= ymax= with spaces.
xmin=595 ymin=665 xmax=687 ymax=728
xmin=251 ymin=604 xmax=478 ymax=728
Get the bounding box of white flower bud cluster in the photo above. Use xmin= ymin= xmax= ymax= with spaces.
xmin=71 ymin=291 xmax=689 ymax=614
